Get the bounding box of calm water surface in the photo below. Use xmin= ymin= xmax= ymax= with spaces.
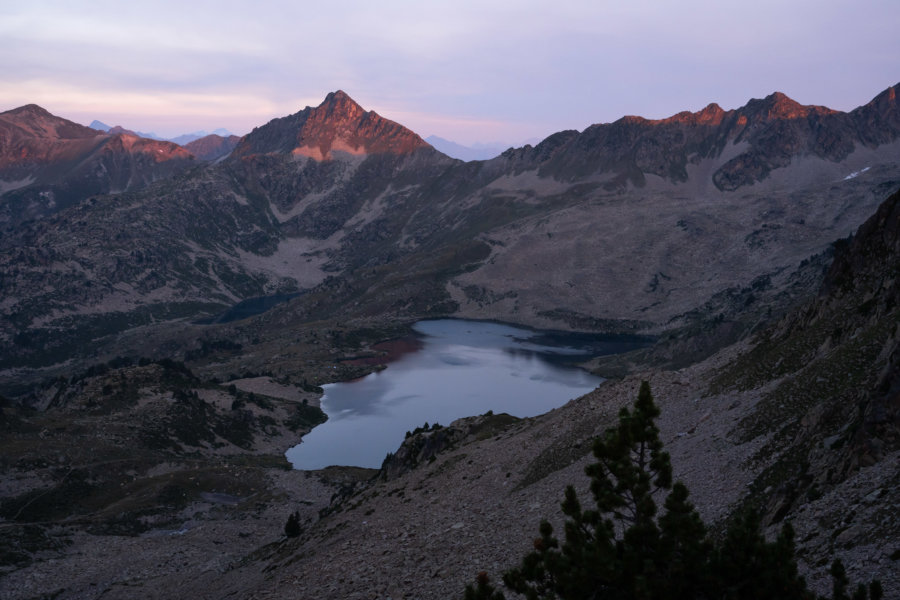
xmin=286 ymin=320 xmax=640 ymax=469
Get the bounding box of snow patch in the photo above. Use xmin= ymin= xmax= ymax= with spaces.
xmin=0 ymin=176 xmax=34 ymax=194
xmin=843 ymin=166 xmax=871 ymax=181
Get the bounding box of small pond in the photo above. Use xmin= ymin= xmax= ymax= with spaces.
xmin=195 ymin=292 xmax=301 ymax=324
xmin=286 ymin=319 xmax=649 ymax=470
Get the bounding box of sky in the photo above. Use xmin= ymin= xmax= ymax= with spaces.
xmin=1 ymin=0 xmax=898 ymax=146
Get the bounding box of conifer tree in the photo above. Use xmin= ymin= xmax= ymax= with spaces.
xmin=503 ymin=381 xmax=707 ymax=600
xmin=284 ymin=511 xmax=301 ymax=538
xmin=466 ymin=381 xmax=884 ymax=600
xmin=710 ymin=510 xmax=809 ymax=599
xmin=656 ymin=482 xmax=710 ymax=599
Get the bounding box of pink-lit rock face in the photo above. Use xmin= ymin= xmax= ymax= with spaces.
xmin=0 ymin=103 xmax=195 ymax=223
xmin=0 ymin=105 xmax=193 ymax=174
xmin=231 ymin=90 xmax=433 ymax=161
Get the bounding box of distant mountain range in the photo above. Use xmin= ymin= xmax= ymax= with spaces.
xmin=425 ymin=136 xmax=511 ymax=161
xmin=89 ymin=119 xmax=234 ymax=145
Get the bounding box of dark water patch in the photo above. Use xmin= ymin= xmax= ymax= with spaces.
xmin=195 ymin=292 xmax=301 ymax=324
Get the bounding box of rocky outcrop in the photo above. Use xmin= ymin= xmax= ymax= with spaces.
xmin=705 ymin=187 xmax=900 ymax=540
xmin=379 ymin=414 xmax=520 ymax=481
xmin=820 ymin=189 xmax=900 ymax=461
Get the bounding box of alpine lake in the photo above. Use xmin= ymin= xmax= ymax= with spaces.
xmin=287 ymin=319 xmax=650 ymax=469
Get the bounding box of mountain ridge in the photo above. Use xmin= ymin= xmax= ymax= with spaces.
xmin=2 ymin=85 xmax=900 ymax=376
xmin=494 ymin=84 xmax=900 ymax=190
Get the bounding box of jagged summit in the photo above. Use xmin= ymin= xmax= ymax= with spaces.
xmin=230 ymin=90 xmax=432 ymax=161
xmin=739 ymin=90 xmax=837 ymax=123
xmin=319 ymin=90 xmax=364 ymax=117
xmin=663 ymin=102 xmax=727 ymax=126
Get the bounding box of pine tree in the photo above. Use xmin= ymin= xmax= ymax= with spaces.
xmin=284 ymin=511 xmax=301 ymax=538
xmin=829 ymin=560 xmax=883 ymax=600
xmin=710 ymin=510 xmax=810 ymax=599
xmin=656 ymin=482 xmax=710 ymax=599
xmin=466 ymin=381 xmax=885 ymax=600
xmin=502 ymin=381 xmax=707 ymax=600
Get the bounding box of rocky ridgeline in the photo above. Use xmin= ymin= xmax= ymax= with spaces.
xmin=498 ymin=85 xmax=900 ymax=190
xmin=379 ymin=413 xmax=521 ymax=481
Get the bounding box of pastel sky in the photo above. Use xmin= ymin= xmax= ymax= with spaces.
xmin=1 ymin=0 xmax=898 ymax=145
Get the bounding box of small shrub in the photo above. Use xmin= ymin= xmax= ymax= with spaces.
xmin=284 ymin=511 xmax=301 ymax=538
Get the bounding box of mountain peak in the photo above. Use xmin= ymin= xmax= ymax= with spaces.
xmin=863 ymin=83 xmax=899 ymax=111
xmin=316 ymin=90 xmax=366 ymax=122
xmin=324 ymin=89 xmax=355 ymax=104
xmin=89 ymin=119 xmax=111 ymax=132
xmin=756 ymin=91 xmax=804 ymax=117
xmin=740 ymin=91 xmax=836 ymax=122
xmin=764 ymin=91 xmax=804 ymax=113
xmin=231 ymin=91 xmax=431 ymax=161
xmin=4 ymin=103 xmax=55 ymax=118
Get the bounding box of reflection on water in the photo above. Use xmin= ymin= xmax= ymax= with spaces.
xmin=285 ymin=320 xmax=634 ymax=470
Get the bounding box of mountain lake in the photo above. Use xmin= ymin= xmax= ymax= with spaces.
xmin=286 ymin=319 xmax=651 ymax=470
